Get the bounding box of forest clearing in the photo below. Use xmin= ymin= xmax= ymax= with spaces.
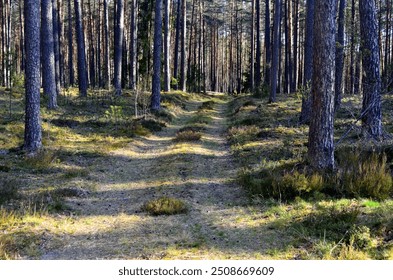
xmin=1 ymin=0 xmax=393 ymax=261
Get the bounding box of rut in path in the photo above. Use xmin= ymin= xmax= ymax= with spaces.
xmin=41 ymin=95 xmax=279 ymax=260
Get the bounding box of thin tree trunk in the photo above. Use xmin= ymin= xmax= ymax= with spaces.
xmin=74 ymin=0 xmax=87 ymax=96
xmin=255 ymin=0 xmax=261 ymax=93
xmin=52 ymin=0 xmax=61 ymax=95
xmin=42 ymin=0 xmax=58 ymax=109
xmin=114 ymin=0 xmax=124 ymax=95
xmin=359 ymin=0 xmax=382 ymax=139
xmin=180 ymin=0 xmax=187 ymax=91
xmin=269 ymin=0 xmax=280 ymax=103
xmin=264 ymin=0 xmax=271 ymax=86
xmin=163 ymin=0 xmax=171 ymax=91
xmin=299 ymin=0 xmax=314 ymax=124
xmin=103 ymin=0 xmax=110 ymax=89
xmin=24 ymin=0 xmax=42 ymax=153
xmin=151 ymin=0 xmax=162 ymax=110
xmin=67 ymin=0 xmax=74 ymax=85
xmin=334 ymin=0 xmax=346 ymax=111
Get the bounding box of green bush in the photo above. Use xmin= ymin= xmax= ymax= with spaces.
xmin=142 ymin=196 xmax=187 ymax=216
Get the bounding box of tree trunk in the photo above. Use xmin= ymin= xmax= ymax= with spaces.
xmin=359 ymin=0 xmax=382 ymax=139
xmin=308 ymin=0 xmax=336 ymax=170
xmin=103 ymin=0 xmax=110 ymax=89
xmin=52 ymin=0 xmax=61 ymax=95
xmin=250 ymin=0 xmax=255 ymax=92
xmin=173 ymin=0 xmax=181 ymax=84
xmin=334 ymin=0 xmax=346 ymax=111
xmin=74 ymin=0 xmax=87 ymax=96
xmin=180 ymin=0 xmax=187 ymax=91
xmin=41 ymin=0 xmax=58 ymax=109
xmin=299 ymin=0 xmax=314 ymax=124
xmin=151 ymin=0 xmax=162 ymax=110
xmin=264 ymin=0 xmax=271 ymax=86
xmin=114 ymin=0 xmax=124 ymax=95
xmin=129 ymin=0 xmax=138 ymax=90
xmin=269 ymin=0 xmax=280 ymax=103
xmin=67 ymin=0 xmax=74 ymax=86
xmin=163 ymin=0 xmax=171 ymax=91
xmin=255 ymin=0 xmax=261 ymax=93
xmin=24 ymin=0 xmax=42 ymax=153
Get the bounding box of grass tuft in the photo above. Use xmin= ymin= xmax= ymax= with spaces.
xmin=174 ymin=130 xmax=202 ymax=142
xmin=142 ymin=196 xmax=187 ymax=216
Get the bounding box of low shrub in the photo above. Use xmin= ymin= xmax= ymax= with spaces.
xmin=0 ymin=179 xmax=20 ymax=205
xmin=173 ymin=130 xmax=202 ymax=142
xmin=142 ymin=196 xmax=187 ymax=215
xmin=228 ymin=125 xmax=261 ymax=145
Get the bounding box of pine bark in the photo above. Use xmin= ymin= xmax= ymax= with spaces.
xmin=264 ymin=0 xmax=271 ymax=86
xmin=308 ymin=0 xmax=336 ymax=170
xmin=24 ymin=0 xmax=42 ymax=153
xmin=41 ymin=0 xmax=58 ymax=109
xmin=151 ymin=0 xmax=162 ymax=110
xmin=180 ymin=0 xmax=187 ymax=91
xmin=359 ymin=0 xmax=382 ymax=139
xmin=74 ymin=0 xmax=87 ymax=96
xmin=299 ymin=0 xmax=314 ymax=124
xmin=163 ymin=0 xmax=171 ymax=92
xmin=114 ymin=0 xmax=124 ymax=95
xmin=269 ymin=0 xmax=280 ymax=103
xmin=334 ymin=0 xmax=346 ymax=111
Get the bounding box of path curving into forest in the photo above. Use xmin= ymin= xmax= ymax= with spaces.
xmin=40 ymin=94 xmax=278 ymax=260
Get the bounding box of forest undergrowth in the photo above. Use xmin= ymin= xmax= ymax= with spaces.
xmin=1 ymin=88 xmax=393 ymax=259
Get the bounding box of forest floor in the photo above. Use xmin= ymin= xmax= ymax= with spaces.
xmin=1 ymin=89 xmax=393 ymax=260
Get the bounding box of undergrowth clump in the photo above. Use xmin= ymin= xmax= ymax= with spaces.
xmin=334 ymin=147 xmax=393 ymax=200
xmin=142 ymin=196 xmax=187 ymax=216
xmin=0 ymin=178 xmax=21 ymax=205
xmin=199 ymin=101 xmax=215 ymax=111
xmin=174 ymin=130 xmax=202 ymax=142
xmin=228 ymin=125 xmax=260 ymax=145
xmin=22 ymin=150 xmax=58 ymax=171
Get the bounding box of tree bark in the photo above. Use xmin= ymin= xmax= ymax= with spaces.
xmin=74 ymin=0 xmax=87 ymax=96
xmin=299 ymin=0 xmax=314 ymax=124
xmin=67 ymin=0 xmax=74 ymax=86
xmin=24 ymin=0 xmax=42 ymax=153
xmin=114 ymin=0 xmax=124 ymax=95
xmin=308 ymin=0 xmax=336 ymax=170
xmin=151 ymin=0 xmax=162 ymax=110
xmin=163 ymin=0 xmax=171 ymax=91
xmin=359 ymin=0 xmax=382 ymax=139
xmin=264 ymin=0 xmax=271 ymax=86
xmin=41 ymin=0 xmax=58 ymax=109
xmin=334 ymin=0 xmax=346 ymax=111
xmin=269 ymin=0 xmax=280 ymax=103
xmin=180 ymin=0 xmax=187 ymax=91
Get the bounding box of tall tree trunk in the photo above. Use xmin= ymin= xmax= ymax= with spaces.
xmin=24 ymin=0 xmax=42 ymax=153
xmin=52 ymin=0 xmax=61 ymax=95
xmin=250 ymin=0 xmax=255 ymax=92
xmin=180 ymin=0 xmax=187 ymax=91
xmin=74 ymin=0 xmax=87 ymax=96
xmin=67 ymin=0 xmax=74 ymax=86
xmin=151 ymin=0 xmax=162 ymax=110
xmin=264 ymin=0 xmax=271 ymax=86
xmin=41 ymin=0 xmax=58 ymax=109
xmin=103 ymin=0 xmax=110 ymax=89
xmin=299 ymin=0 xmax=314 ymax=124
xmin=173 ymin=0 xmax=181 ymax=84
xmin=255 ymin=0 xmax=261 ymax=93
xmin=308 ymin=0 xmax=336 ymax=170
xmin=269 ymin=0 xmax=280 ymax=103
xmin=334 ymin=0 xmax=346 ymax=111
xmin=129 ymin=0 xmax=138 ymax=90
xmin=114 ymin=0 xmax=124 ymax=95
xmin=359 ymin=0 xmax=382 ymax=139
xmin=292 ymin=0 xmax=298 ymax=92
xmin=163 ymin=0 xmax=171 ymax=91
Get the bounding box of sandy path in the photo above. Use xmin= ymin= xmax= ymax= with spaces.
xmin=40 ymin=95 xmax=275 ymax=260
